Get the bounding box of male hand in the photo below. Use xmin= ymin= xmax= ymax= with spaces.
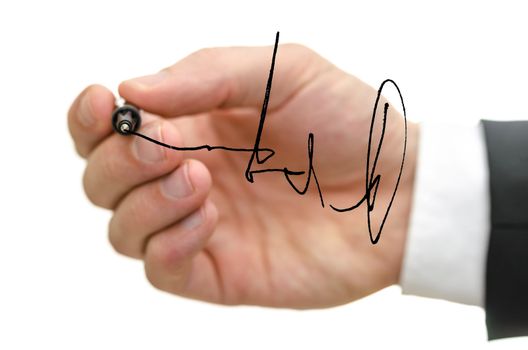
xmin=68 ymin=43 xmax=418 ymax=308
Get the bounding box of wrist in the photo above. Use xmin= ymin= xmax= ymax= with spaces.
xmin=391 ymin=121 xmax=420 ymax=285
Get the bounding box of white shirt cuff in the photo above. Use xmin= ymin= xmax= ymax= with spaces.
xmin=400 ymin=122 xmax=490 ymax=306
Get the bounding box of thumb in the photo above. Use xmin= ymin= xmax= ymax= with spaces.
xmin=118 ymin=44 xmax=330 ymax=118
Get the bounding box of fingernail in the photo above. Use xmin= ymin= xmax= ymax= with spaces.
xmin=126 ymin=71 xmax=168 ymax=88
xmin=78 ymin=95 xmax=94 ymax=127
xmin=133 ymin=123 xmax=165 ymax=163
xmin=181 ymin=208 xmax=203 ymax=230
xmin=161 ymin=163 xmax=194 ymax=199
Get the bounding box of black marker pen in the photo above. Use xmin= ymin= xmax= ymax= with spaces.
xmin=112 ymin=102 xmax=141 ymax=135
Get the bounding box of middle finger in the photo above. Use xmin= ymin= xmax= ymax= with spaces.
xmin=83 ymin=117 xmax=183 ymax=209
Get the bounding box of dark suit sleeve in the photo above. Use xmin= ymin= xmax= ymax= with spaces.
xmin=481 ymin=120 xmax=528 ymax=340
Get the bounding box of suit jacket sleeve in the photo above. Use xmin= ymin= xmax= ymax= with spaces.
xmin=482 ymin=120 xmax=528 ymax=339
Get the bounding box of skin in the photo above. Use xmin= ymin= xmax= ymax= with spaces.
xmin=68 ymin=44 xmax=419 ymax=309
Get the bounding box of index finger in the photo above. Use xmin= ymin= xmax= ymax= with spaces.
xmin=118 ymin=44 xmax=331 ymax=119
xmin=68 ymin=84 xmax=115 ymax=158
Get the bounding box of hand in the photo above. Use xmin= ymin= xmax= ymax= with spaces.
xmin=68 ymin=43 xmax=418 ymax=308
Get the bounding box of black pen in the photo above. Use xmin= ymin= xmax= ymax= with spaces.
xmin=112 ymin=101 xmax=141 ymax=135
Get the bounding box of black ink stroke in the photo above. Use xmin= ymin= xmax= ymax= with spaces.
xmin=129 ymin=31 xmax=407 ymax=244
xmin=242 ymin=32 xmax=325 ymax=207
xmin=330 ymin=80 xmax=407 ymax=244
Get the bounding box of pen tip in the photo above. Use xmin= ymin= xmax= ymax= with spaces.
xmin=120 ymin=123 xmax=130 ymax=133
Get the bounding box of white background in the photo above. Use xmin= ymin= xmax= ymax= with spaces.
xmin=0 ymin=0 xmax=527 ymax=349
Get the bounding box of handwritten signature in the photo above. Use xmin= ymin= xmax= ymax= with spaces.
xmin=131 ymin=32 xmax=408 ymax=244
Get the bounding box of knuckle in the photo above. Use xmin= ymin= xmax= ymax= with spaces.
xmin=147 ymin=236 xmax=182 ymax=276
xmin=82 ymin=166 xmax=112 ymax=209
xmin=282 ymin=43 xmax=313 ymax=55
xmin=81 ymin=85 xmax=97 ymax=100
xmin=107 ymin=218 xmax=124 ymax=254
xmin=74 ymin=143 xmax=89 ymax=159
xmin=82 ymin=169 xmax=99 ymax=206
xmin=188 ymin=47 xmax=221 ymax=62
xmin=144 ymin=235 xmax=192 ymax=294
xmin=151 ymin=242 xmax=174 ymax=272
xmin=107 ymin=216 xmax=142 ymax=259
xmin=82 ymin=84 xmax=107 ymax=103
xmin=144 ymin=262 xmax=168 ymax=292
xmin=68 ymin=84 xmax=98 ymax=123
xmin=108 ymin=231 xmax=126 ymax=257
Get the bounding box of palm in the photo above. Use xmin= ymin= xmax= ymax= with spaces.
xmin=172 ymin=67 xmax=414 ymax=307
